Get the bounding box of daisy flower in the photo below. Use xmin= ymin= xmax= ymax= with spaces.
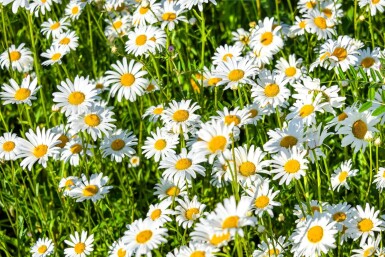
xmin=264 ymin=120 xmax=304 ymax=153
xmin=59 ymin=176 xmax=79 ymax=196
xmin=274 ymin=54 xmax=304 ymax=82
xmin=53 ymin=31 xmax=79 ymax=52
xmin=159 ymin=1 xmax=188 ymax=31
xmin=250 ymin=17 xmax=284 ymax=55
xmin=69 ymin=173 xmax=113 ymax=202
xmin=161 ymin=99 xmax=201 ymax=134
xmin=0 ymin=132 xmax=21 ymax=161
xmin=142 ymin=127 xmax=179 ymax=162
xmin=105 ymin=57 xmax=148 ymax=102
xmin=64 ymin=231 xmax=94 ymax=257
xmin=41 ymin=45 xmax=68 ymax=66
xmin=108 ymin=238 xmax=128 ymax=257
xmin=290 ymin=213 xmax=338 ymax=257
xmin=347 ymin=203 xmax=384 ymax=245
xmin=18 ymin=127 xmax=60 ymax=170
xmin=286 ymin=93 xmax=325 ymax=126
xmin=210 ymin=149 xmax=234 ymax=187
xmin=324 ymin=202 xmax=354 ymax=237
xmin=212 ymin=106 xmax=251 ymax=129
xmin=269 ymin=146 xmax=309 ymax=185
xmin=178 ymin=242 xmax=217 ymax=257
xmin=192 ymin=120 xmax=234 ymax=164
xmin=154 ymin=178 xmax=188 ymax=200
xmin=234 ymin=144 xmax=268 ymax=182
xmin=132 ymin=0 xmax=161 ymax=26
xmin=144 ymin=26 xmax=166 ymax=51
xmin=244 ymin=103 xmax=266 ymax=125
xmin=68 ymin=104 xmax=116 ymax=141
xmin=104 ymin=15 xmax=131 ymax=39
xmin=159 ymin=148 xmax=206 ymax=182
xmin=352 ymin=236 xmax=381 ymax=257
xmin=53 ymin=75 xmax=100 ymax=117
xmin=2 ymin=0 xmax=29 ymax=13
xmin=179 ymin=0 xmax=217 ymax=12
xmin=65 ymin=1 xmax=85 ymax=20
xmin=245 ymin=179 xmax=281 ymax=218
xmin=212 ymin=44 xmax=243 ymax=65
xmin=31 ymin=238 xmax=54 ymax=257
xmin=1 ymin=75 xmax=40 ymax=106
xmin=337 ymin=109 xmax=379 ymax=153
xmin=232 ymin=28 xmax=251 ymax=48
xmin=208 ymin=196 xmax=255 ymax=237
xmin=122 ymin=218 xmax=168 ymax=256
xmin=297 ymin=0 xmax=317 ymax=13
xmin=289 ymin=16 xmax=308 ymax=37
xmin=251 ymin=69 xmax=290 ymax=109
xmin=304 ymin=9 xmax=335 ymax=40
xmin=215 ymin=57 xmax=258 ymax=90
xmin=0 ymin=43 xmax=33 ymax=72
xmin=191 ymin=219 xmax=232 ymax=247
xmin=373 ymin=167 xmax=385 ymax=191
xmin=125 ymin=25 xmax=156 ymax=56
xmin=28 ymin=0 xmax=53 ymax=17
xmin=41 ymin=17 xmax=70 ymax=39
xmin=142 ymin=104 xmax=164 ymax=122
xmin=331 ymin=159 xmax=358 ymax=191
xmin=60 ymin=138 xmax=93 ymax=166
xmin=100 ymin=129 xmax=137 ymax=162
xmin=359 ymin=0 xmax=385 ymax=15
xmin=252 ymin=236 xmax=288 ymax=257
xmin=128 ymin=155 xmax=140 ymax=168
xmin=146 ymin=199 xmax=174 ymax=227
xmin=175 ymin=196 xmax=206 ymax=229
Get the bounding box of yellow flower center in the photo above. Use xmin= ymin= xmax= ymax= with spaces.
xmin=74 ymin=242 xmax=85 ymax=254
xmin=172 ymin=110 xmax=189 ymax=122
xmin=222 ymin=215 xmax=239 ymax=229
xmin=372 ymin=0 xmax=380 ymax=4
xmin=208 ymin=136 xmax=227 ymax=153
xmin=84 ymin=114 xmax=101 ymax=127
xmin=322 ymin=8 xmax=333 ymax=18
xmin=185 ymin=208 xmax=199 ymax=220
xmin=311 ymin=206 xmax=320 ymax=213
xmin=51 ymin=53 xmax=61 ymax=61
xmin=95 ymin=83 xmax=103 ymax=89
xmin=136 ymin=230 xmax=153 ymax=243
xmin=361 ymin=57 xmax=375 ymax=68
xmin=9 ymin=50 xmax=21 ymax=61
xmin=162 ymin=12 xmax=176 ymax=21
xmin=146 ymin=84 xmax=155 ymax=91
xmin=352 ymin=120 xmax=367 ymax=139
xmin=332 ymin=212 xmax=347 ymax=222
xmin=72 ymin=6 xmax=79 ymax=15
xmin=239 ymin=161 xmax=256 ymax=177
xmin=268 ymin=248 xmax=280 ymax=256
xmin=120 ymin=73 xmax=135 ymax=87
xmin=190 ymin=251 xmax=205 ymax=257
xmin=280 ymin=136 xmax=298 ymax=148
xmin=307 ymin=225 xmax=323 ymax=243
xmin=68 ymin=91 xmax=85 ymax=105
xmin=299 ymin=104 xmax=314 ymax=118
xmin=65 ymin=179 xmax=74 ymax=190
xmin=320 ymin=52 xmax=331 ymax=61
xmin=208 ymin=77 xmax=222 ymax=86
xmin=136 ymin=35 xmax=147 ymax=46
xmin=228 ymin=69 xmax=244 ymax=82
xmin=306 ymin=1 xmax=316 ymax=8
xmin=14 ymin=88 xmax=31 ymax=101
xmin=166 ymin=186 xmax=180 ymax=197
xmin=113 ymin=21 xmax=123 ymax=29
xmin=150 ymin=209 xmax=161 ymax=220
xmin=60 ymin=37 xmax=71 ymax=45
xmin=338 ymin=112 xmax=348 ymax=121
xmin=33 ymin=144 xmax=48 ymax=158
xmin=358 ymin=218 xmax=374 ymax=232
xmin=332 ymin=47 xmax=347 ymax=61
xmin=70 ymin=143 xmax=83 ymax=154
xmin=117 ymin=248 xmax=127 ymax=257
xmin=82 ymin=185 xmax=99 ymax=196
xmin=255 ymin=195 xmax=269 ymax=209
xmin=154 ymin=139 xmax=166 ymax=150
xmin=222 ymin=53 xmax=233 ymax=61
xmin=153 ymin=107 xmax=163 ymax=115
xmin=139 ymin=6 xmax=149 ymax=14
xmin=285 ymin=67 xmax=297 ymax=77
xmin=57 ymin=134 xmax=69 ymax=148
xmin=2 ymin=141 xmax=15 ymax=152
xmin=338 ymin=171 xmax=348 ymax=183
xmin=249 ymin=109 xmax=258 ymax=118
xmin=284 ymin=159 xmax=300 ymax=173
xmin=264 ymin=83 xmax=280 ymax=97
xmin=111 ymin=139 xmax=125 ymax=151
xmin=364 ymin=246 xmax=375 ymax=257
xmin=175 ymin=158 xmax=192 ymax=170
xmin=261 ymin=32 xmax=273 ymax=46
xmin=37 ymin=245 xmax=47 ymax=254
xmin=299 ymin=20 xmax=306 ymax=29
xmin=224 ymin=115 xmax=241 ymax=126
xmin=50 ymin=22 xmax=60 ymax=30
xmin=209 ymin=232 xmax=230 ymax=246
xmin=314 ymin=16 xmax=327 ymax=29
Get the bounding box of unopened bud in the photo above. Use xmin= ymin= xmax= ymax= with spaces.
xmin=257 ymin=225 xmax=265 ymax=233
xmin=278 ymin=213 xmax=285 ymax=222
xmin=51 ymin=104 xmax=60 ymax=112
xmin=189 ymin=17 xmax=197 ymax=25
xmin=249 ymin=21 xmax=257 ymax=28
xmin=359 ymin=15 xmax=365 ymax=21
xmin=365 ymin=131 xmax=374 ymax=142
xmin=374 ymin=137 xmax=381 ymax=146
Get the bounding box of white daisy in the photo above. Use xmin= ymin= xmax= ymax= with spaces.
xmin=331 ymin=159 xmax=358 ymax=191
xmin=0 ymin=132 xmax=21 ymax=161
xmin=40 ymin=17 xmax=70 ymax=39
xmin=175 ymin=195 xmax=206 ymax=229
xmin=1 ymin=75 xmax=40 ymax=106
xmin=30 ymin=238 xmax=54 ymax=257
xmin=64 ymin=231 xmax=94 ymax=257
xmin=0 ymin=43 xmax=33 ymax=72
xmin=142 ymin=127 xmax=179 ymax=162
xmin=69 ymin=173 xmax=113 ymax=202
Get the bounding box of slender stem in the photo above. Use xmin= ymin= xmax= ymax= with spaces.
xmin=365 ymin=143 xmax=373 ymax=201
xmin=368 ymin=14 xmax=375 ymax=49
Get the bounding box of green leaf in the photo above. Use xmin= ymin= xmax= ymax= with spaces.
xmin=359 ymin=101 xmax=372 ymax=112
xmin=372 ymin=105 xmax=385 ymax=116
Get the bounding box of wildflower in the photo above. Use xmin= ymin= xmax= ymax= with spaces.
xmin=69 ymin=173 xmax=113 ymax=202
xmin=1 ymin=75 xmax=40 ymax=106
xmin=64 ymin=231 xmax=94 ymax=257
